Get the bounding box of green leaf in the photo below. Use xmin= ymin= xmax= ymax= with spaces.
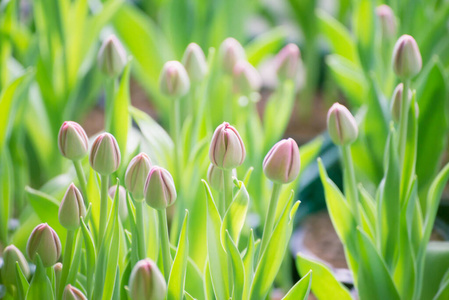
xmin=15 ymin=261 xmax=30 ymax=300
xmin=249 ymin=196 xmax=299 ymax=300
xmin=242 ymin=229 xmax=256 ymax=300
xmin=203 ymin=180 xmax=230 ymax=300
xmin=0 ymin=149 xmax=12 ymax=243
xmin=224 ymin=230 xmax=245 ymax=299
xmin=352 ymin=0 xmax=375 ymax=71
xmin=296 ymin=254 xmax=351 ymax=300
xmin=80 ymin=217 xmax=96 ymax=298
xmin=282 ymin=270 xmax=312 ymax=300
xmin=26 ymin=255 xmax=54 ymax=300
xmin=167 ymin=210 xmax=189 ymax=300
xmin=245 ymin=27 xmax=288 ymax=66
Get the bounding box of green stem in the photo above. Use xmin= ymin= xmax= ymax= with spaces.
xmin=222 ymin=169 xmax=233 ymax=213
xmin=398 ymin=80 xmax=410 ymax=169
xmin=99 ymin=174 xmax=109 ymax=246
xmin=135 ymin=199 xmax=146 ymax=259
xmin=259 ymin=182 xmax=282 ymax=260
xmin=219 ymin=190 xmax=225 ymax=217
xmin=157 ymin=209 xmax=172 ymax=281
xmin=104 ymin=78 xmax=117 ymax=132
xmin=58 ymin=230 xmax=75 ymax=300
xmin=73 ymin=160 xmax=88 ymax=205
xmin=341 ymin=145 xmax=361 ymax=225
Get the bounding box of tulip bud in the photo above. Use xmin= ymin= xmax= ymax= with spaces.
xmin=97 ymin=35 xmax=127 ymax=77
xmin=54 ymin=262 xmax=63 ymax=288
xmin=125 ymin=153 xmax=152 ymax=200
xmin=209 ymin=122 xmax=246 ymax=170
xmin=219 ymin=38 xmax=246 ymax=74
xmin=145 ymin=166 xmax=177 ymax=210
xmin=89 ymin=133 xmax=121 ymax=175
xmin=1 ymin=245 xmax=30 ymax=288
xmin=182 ymin=43 xmax=208 ymax=82
xmin=207 ymin=164 xmax=237 ymax=191
xmin=392 ymin=35 xmax=422 ymax=79
xmin=390 ymin=83 xmax=412 ymax=121
xmin=233 ymin=61 xmax=262 ymax=96
xmin=63 ymin=284 xmax=87 ymax=300
xmin=128 ymin=259 xmax=167 ymax=300
xmin=275 ymin=43 xmax=301 ymax=81
xmin=263 ymin=138 xmax=300 ymax=184
xmin=376 ymin=5 xmax=396 ymax=39
xmin=58 ymin=184 xmax=86 ymax=230
xmin=108 ymin=185 xmax=129 ymax=221
xmin=159 ymin=61 xmax=190 ymax=98
xmin=58 ymin=121 xmax=89 ymax=161
xmin=327 ymin=103 xmax=359 ymax=146
xmin=27 ymin=223 xmax=61 ymax=267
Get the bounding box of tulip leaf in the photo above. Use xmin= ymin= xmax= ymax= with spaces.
xmin=296 ymin=253 xmax=352 ymax=300
xmin=224 ymin=230 xmax=245 ymax=299
xmin=168 ymin=210 xmax=189 ymax=300
xmin=245 ymin=27 xmax=288 ymax=66
xmin=15 ymin=262 xmax=30 ymax=300
xmin=0 ymin=149 xmax=12 ymax=244
xmin=26 ymin=255 xmax=54 ymax=300
xmin=282 ymin=270 xmax=312 ymax=300
xmin=242 ymin=229 xmax=256 ymax=300
xmin=80 ymin=217 xmax=96 ymax=298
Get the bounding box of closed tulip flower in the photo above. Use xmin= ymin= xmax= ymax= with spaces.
xmin=59 ymin=183 xmax=86 ymax=230
xmin=327 ymin=103 xmax=359 ymax=146
xmin=97 ymin=35 xmax=127 ymax=77
xmin=275 ymin=43 xmax=301 ymax=81
xmin=89 ymin=133 xmax=121 ymax=175
xmin=209 ymin=122 xmax=246 ymax=170
xmin=58 ymin=121 xmax=89 ymax=161
xmin=63 ymin=284 xmax=87 ymax=300
xmin=108 ymin=185 xmax=129 ymax=221
xmin=392 ymin=35 xmax=422 ymax=79
xmin=182 ymin=43 xmax=208 ymax=82
xmin=263 ymin=138 xmax=300 ymax=184
xmin=159 ymin=61 xmax=190 ymax=98
xmin=233 ymin=61 xmax=262 ymax=96
xmin=1 ymin=245 xmax=30 ymax=288
xmin=125 ymin=153 xmax=152 ymax=201
xmin=27 ymin=223 xmax=61 ymax=267
xmin=376 ymin=5 xmax=396 ymax=39
xmin=128 ymin=259 xmax=166 ymax=300
xmin=145 ymin=166 xmax=177 ymax=210
xmin=219 ymin=38 xmax=246 ymax=74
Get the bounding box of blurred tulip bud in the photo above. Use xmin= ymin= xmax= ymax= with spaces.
xmin=207 ymin=163 xmax=237 ymax=191
xmin=392 ymin=35 xmax=422 ymax=79
xmin=108 ymin=185 xmax=129 ymax=221
xmin=145 ymin=166 xmax=177 ymax=210
xmin=89 ymin=133 xmax=121 ymax=175
xmin=27 ymin=223 xmax=61 ymax=267
xmin=376 ymin=5 xmax=396 ymax=39
xmin=263 ymin=138 xmax=300 ymax=184
xmin=59 ymin=183 xmax=86 ymax=230
xmin=63 ymin=284 xmax=87 ymax=300
xmin=128 ymin=259 xmax=166 ymax=300
xmin=182 ymin=43 xmax=208 ymax=82
xmin=390 ymin=83 xmax=416 ymax=122
xmin=58 ymin=121 xmax=89 ymax=161
xmin=327 ymin=103 xmax=359 ymax=146
xmin=275 ymin=43 xmax=301 ymax=81
xmin=233 ymin=61 xmax=262 ymax=95
xmin=54 ymin=262 xmax=63 ymax=287
xmin=209 ymin=122 xmax=246 ymax=170
xmin=1 ymin=245 xmax=30 ymax=288
xmin=159 ymin=61 xmax=190 ymax=98
xmin=97 ymin=35 xmax=127 ymax=77
xmin=219 ymin=38 xmax=246 ymax=74
xmin=125 ymin=153 xmax=152 ymax=201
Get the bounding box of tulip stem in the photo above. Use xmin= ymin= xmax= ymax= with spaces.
xmin=73 ymin=160 xmax=88 ymax=206
xmin=99 ymin=174 xmax=109 ymax=246
xmin=259 ymin=182 xmax=282 ymax=261
xmin=222 ymin=169 xmax=233 ymax=213
xmin=341 ymin=145 xmax=361 ymax=225
xmin=58 ymin=229 xmax=75 ymax=300
xmin=398 ymin=79 xmax=410 ymax=170
xmin=219 ymin=190 xmax=225 ymax=217
xmin=135 ymin=199 xmax=146 ymax=259
xmin=157 ymin=209 xmax=172 ymax=281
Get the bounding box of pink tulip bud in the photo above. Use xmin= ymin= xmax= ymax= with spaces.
xmin=1 ymin=245 xmax=30 ymax=288
xmin=27 ymin=223 xmax=61 ymax=267
xmin=97 ymin=35 xmax=127 ymax=77
xmin=233 ymin=61 xmax=262 ymax=95
xmin=125 ymin=153 xmax=152 ymax=200
xmin=392 ymin=35 xmax=422 ymax=79
xmin=144 ymin=166 xmax=177 ymax=210
xmin=327 ymin=103 xmax=359 ymax=146
xmin=108 ymin=185 xmax=129 ymax=221
xmin=275 ymin=43 xmax=301 ymax=81
xmin=59 ymin=183 xmax=86 ymax=230
xmin=128 ymin=259 xmax=166 ymax=300
xmin=182 ymin=43 xmax=208 ymax=82
xmin=263 ymin=138 xmax=300 ymax=184
xmin=207 ymin=163 xmax=237 ymax=191
xmin=63 ymin=284 xmax=87 ymax=300
xmin=159 ymin=61 xmax=190 ymax=98
xmin=376 ymin=5 xmax=396 ymax=39
xmin=209 ymin=122 xmax=246 ymax=170
xmin=89 ymin=133 xmax=121 ymax=175
xmin=58 ymin=121 xmax=89 ymax=161
xmin=219 ymin=38 xmax=246 ymax=74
